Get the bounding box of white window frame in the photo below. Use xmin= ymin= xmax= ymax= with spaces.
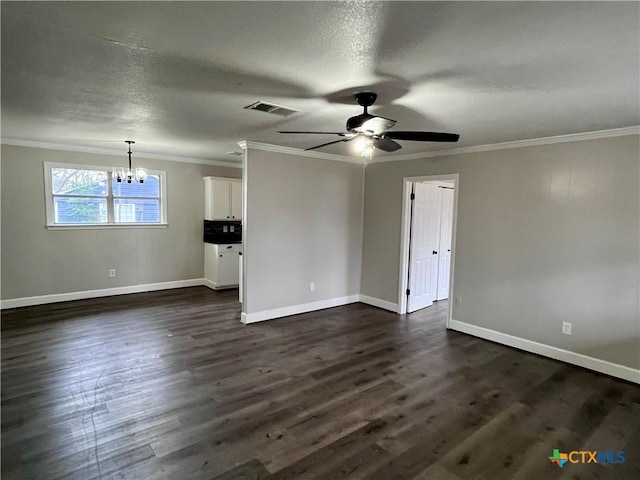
xmin=43 ymin=161 xmax=168 ymax=229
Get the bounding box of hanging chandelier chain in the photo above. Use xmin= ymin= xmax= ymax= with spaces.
xmin=126 ymin=140 xmax=134 ymax=170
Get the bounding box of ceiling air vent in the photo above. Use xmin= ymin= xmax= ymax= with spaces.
xmin=244 ymin=101 xmax=299 ymax=117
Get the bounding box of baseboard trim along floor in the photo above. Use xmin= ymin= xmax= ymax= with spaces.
xmin=241 ymin=295 xmax=360 ymax=324
xmin=358 ymin=294 xmax=399 ymax=313
xmin=0 ymin=279 xmax=204 ymax=309
xmin=449 ymin=319 xmax=640 ymax=384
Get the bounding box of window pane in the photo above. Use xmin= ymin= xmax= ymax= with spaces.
xmin=52 ymin=168 xmax=108 ymax=196
xmin=54 ymin=197 xmax=108 ymax=224
xmin=114 ymin=198 xmax=160 ymax=223
xmin=112 ymin=175 xmax=160 ymax=198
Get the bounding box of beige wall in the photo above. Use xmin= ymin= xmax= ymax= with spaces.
xmin=361 ymin=135 xmax=640 ymax=369
xmin=1 ymin=144 xmax=241 ymax=300
xmin=4 ymin=137 xmax=637 ymax=372
xmin=243 ymin=148 xmax=363 ymax=316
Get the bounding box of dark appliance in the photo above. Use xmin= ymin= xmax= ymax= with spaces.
xmin=204 ymin=220 xmax=242 ymax=244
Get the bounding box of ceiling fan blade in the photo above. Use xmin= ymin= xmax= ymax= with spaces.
xmin=383 ymin=131 xmax=460 ymax=142
xmin=304 ymin=138 xmax=352 ymax=151
xmin=373 ymin=137 xmax=402 ymax=152
xmin=279 ymin=131 xmax=347 ymax=135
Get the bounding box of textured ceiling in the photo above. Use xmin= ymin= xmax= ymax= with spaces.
xmin=2 ymin=1 xmax=639 ymax=163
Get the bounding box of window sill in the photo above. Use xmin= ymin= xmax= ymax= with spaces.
xmin=46 ymin=223 xmax=169 ymax=230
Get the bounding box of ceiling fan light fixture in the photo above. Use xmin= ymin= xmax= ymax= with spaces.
xmin=354 ymin=136 xmax=367 ymax=152
xmin=355 ymin=116 xmax=396 ymax=135
xmin=362 ymin=143 xmax=375 ymax=157
xmin=354 ymin=135 xmax=375 ymax=157
xmin=279 ymin=91 xmax=459 ymax=154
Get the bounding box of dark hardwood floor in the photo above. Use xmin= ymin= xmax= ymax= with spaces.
xmin=2 ymin=287 xmax=638 ymax=480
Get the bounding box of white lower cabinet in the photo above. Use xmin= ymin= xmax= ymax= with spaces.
xmin=205 ymin=243 xmax=242 ymax=289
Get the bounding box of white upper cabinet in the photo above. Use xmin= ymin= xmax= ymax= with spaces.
xmin=230 ymin=180 xmax=242 ymax=220
xmin=211 ymin=178 xmax=231 ymax=219
xmin=204 ymin=177 xmax=243 ymax=220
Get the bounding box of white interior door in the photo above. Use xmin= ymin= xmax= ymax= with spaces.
xmin=407 ymin=183 xmax=441 ymax=313
xmin=437 ymin=188 xmax=454 ymax=300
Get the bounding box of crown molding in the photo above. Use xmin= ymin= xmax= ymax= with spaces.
xmin=238 ymin=140 xmax=363 ymax=165
xmin=368 ymin=126 xmax=640 ymax=164
xmin=1 ymin=138 xmax=243 ymax=169
xmin=8 ymin=126 xmax=635 ymax=169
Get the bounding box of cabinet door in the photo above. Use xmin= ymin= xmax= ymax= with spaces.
xmin=230 ymin=180 xmax=242 ymax=220
xmin=217 ymin=244 xmax=240 ymax=286
xmin=212 ymin=178 xmax=231 ymax=219
xmin=204 ymin=177 xmax=214 ymax=220
xmin=204 ymin=243 xmax=218 ymax=281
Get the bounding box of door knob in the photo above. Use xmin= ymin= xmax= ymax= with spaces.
xmin=433 ymin=250 xmax=438 ymax=255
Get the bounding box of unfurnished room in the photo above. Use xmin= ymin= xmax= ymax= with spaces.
xmin=1 ymin=2 xmax=639 ymax=479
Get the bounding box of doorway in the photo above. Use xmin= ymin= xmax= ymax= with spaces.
xmin=398 ymin=174 xmax=459 ymax=325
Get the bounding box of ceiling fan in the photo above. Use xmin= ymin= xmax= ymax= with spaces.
xmin=279 ymin=92 xmax=459 ymax=154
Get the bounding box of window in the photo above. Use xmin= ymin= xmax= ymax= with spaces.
xmin=44 ymin=162 xmax=167 ymax=227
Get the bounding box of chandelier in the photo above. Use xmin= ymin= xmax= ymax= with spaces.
xmin=114 ymin=140 xmax=147 ymax=183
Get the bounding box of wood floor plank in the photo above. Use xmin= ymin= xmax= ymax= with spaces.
xmin=314 ymin=443 xmax=394 ymax=480
xmin=259 ymin=419 xmax=391 ymax=480
xmin=433 ymin=402 xmax=536 ymax=480
xmin=2 ymin=287 xmax=638 ymax=479
xmin=208 ymin=458 xmax=271 ymax=480
xmin=410 ymin=464 xmax=464 ymax=480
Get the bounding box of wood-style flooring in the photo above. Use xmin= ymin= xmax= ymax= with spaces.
xmin=2 ymin=287 xmax=639 ymax=480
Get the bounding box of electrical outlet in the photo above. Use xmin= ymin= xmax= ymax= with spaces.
xmin=455 ymin=295 xmax=462 ymax=306
xmin=562 ymin=321 xmax=572 ymax=335
xmin=309 ymin=282 xmax=315 ymax=292
xmin=109 ymin=269 xmax=116 ymax=278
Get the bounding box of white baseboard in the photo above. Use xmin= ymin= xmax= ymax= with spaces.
xmin=358 ymin=294 xmax=400 ymax=313
xmin=202 ymin=278 xmax=217 ymax=290
xmin=449 ymin=319 xmax=640 ymax=384
xmin=202 ymin=279 xmax=238 ymax=291
xmin=0 ymin=279 xmax=205 ymax=310
xmin=241 ymin=294 xmax=360 ymax=324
